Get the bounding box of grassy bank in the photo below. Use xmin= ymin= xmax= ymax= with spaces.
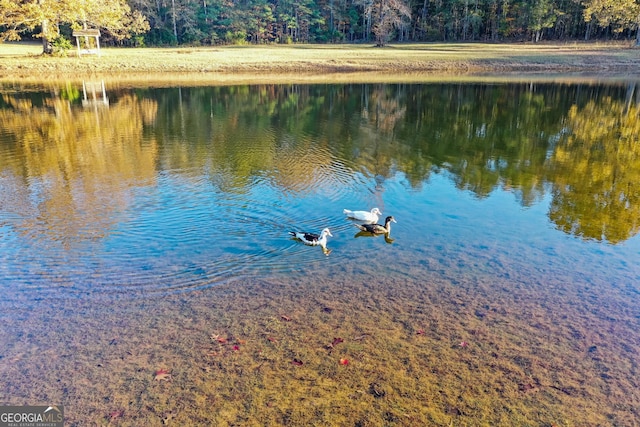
xmin=1 ymin=42 xmax=639 ymax=84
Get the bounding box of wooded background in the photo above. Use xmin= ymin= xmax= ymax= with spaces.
xmin=1 ymin=0 xmax=639 ymax=50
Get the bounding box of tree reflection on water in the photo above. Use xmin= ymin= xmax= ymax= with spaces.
xmin=0 ymin=80 xmax=638 ymax=244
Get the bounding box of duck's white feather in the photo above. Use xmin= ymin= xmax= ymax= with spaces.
xmin=289 ymin=228 xmax=332 ymax=249
xmin=343 ymin=207 xmax=382 ymax=223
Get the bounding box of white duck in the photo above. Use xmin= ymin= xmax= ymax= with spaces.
xmin=289 ymin=228 xmax=333 ymax=251
xmin=343 ymin=207 xmax=382 ymax=223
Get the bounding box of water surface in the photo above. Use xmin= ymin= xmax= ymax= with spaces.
xmin=0 ymin=80 xmax=639 ymax=426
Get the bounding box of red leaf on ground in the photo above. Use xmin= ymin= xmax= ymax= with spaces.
xmin=416 ymin=329 xmax=425 ymax=335
xmin=459 ymin=341 xmax=468 ymax=348
xmin=154 ymin=369 xmax=172 ymax=381
xmin=339 ymin=358 xmax=349 ymax=365
xmin=107 ymin=410 xmax=124 ymax=421
xmin=280 ymin=315 xmax=292 ymax=321
xmin=291 ymin=358 xmax=303 ymax=366
xmin=232 ymin=345 xmax=240 ymax=351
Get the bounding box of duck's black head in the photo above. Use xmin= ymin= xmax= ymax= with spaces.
xmin=384 ymin=216 xmax=396 ymax=224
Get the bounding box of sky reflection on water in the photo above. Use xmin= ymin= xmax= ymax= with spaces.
xmin=0 ymin=80 xmax=638 ymax=297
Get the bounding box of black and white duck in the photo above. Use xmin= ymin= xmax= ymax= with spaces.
xmin=289 ymin=228 xmax=333 ymax=251
xmin=354 ymin=216 xmax=396 ymax=234
xmin=343 ymin=207 xmax=382 ymax=223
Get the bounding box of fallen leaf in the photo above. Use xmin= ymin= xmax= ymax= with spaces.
xmin=459 ymin=341 xmax=468 ymax=348
xmin=416 ymin=329 xmax=425 ymax=335
xmin=331 ymin=337 xmax=344 ymax=347
xmin=280 ymin=315 xmax=291 ymax=322
xmin=291 ymin=358 xmax=303 ymax=366
xmin=210 ymin=333 xmax=228 ymax=343
xmin=107 ymin=409 xmax=124 ymax=421
xmin=232 ymin=345 xmax=240 ymax=351
xmin=154 ymin=369 xmax=172 ymax=381
xmin=339 ymin=358 xmax=349 ymax=365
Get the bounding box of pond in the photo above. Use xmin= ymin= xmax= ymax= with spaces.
xmin=0 ymin=79 xmax=639 ymax=426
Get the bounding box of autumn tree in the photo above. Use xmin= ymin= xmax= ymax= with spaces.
xmin=0 ymin=0 xmax=148 ymax=54
xmin=3 ymin=0 xmax=636 ymax=49
xmin=370 ymin=0 xmax=411 ymax=46
xmin=581 ymin=0 xmax=640 ymax=44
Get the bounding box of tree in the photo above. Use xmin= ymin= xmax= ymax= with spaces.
xmin=581 ymin=0 xmax=640 ymax=43
xmin=528 ymin=0 xmax=557 ymax=42
xmin=0 ymin=0 xmax=148 ymax=54
xmin=370 ymin=0 xmax=411 ymax=46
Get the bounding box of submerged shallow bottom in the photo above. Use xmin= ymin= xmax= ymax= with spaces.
xmin=1 ymin=261 xmax=638 ymax=426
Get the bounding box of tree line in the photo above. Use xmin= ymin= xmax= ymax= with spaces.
xmin=1 ymin=0 xmax=639 ymax=51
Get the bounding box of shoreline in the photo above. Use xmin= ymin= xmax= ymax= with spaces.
xmin=1 ymin=42 xmax=639 ymax=84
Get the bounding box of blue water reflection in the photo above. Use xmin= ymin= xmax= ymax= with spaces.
xmin=0 ymin=81 xmax=639 ymax=301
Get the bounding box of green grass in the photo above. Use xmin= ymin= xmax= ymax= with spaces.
xmin=1 ymin=41 xmax=639 ymax=84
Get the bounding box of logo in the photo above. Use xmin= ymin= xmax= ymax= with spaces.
xmin=0 ymin=406 xmax=64 ymax=427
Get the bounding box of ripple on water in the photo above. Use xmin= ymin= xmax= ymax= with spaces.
xmin=0 ymin=129 xmax=391 ymax=300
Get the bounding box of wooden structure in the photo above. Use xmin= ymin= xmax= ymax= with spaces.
xmin=72 ymin=29 xmax=101 ymax=57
